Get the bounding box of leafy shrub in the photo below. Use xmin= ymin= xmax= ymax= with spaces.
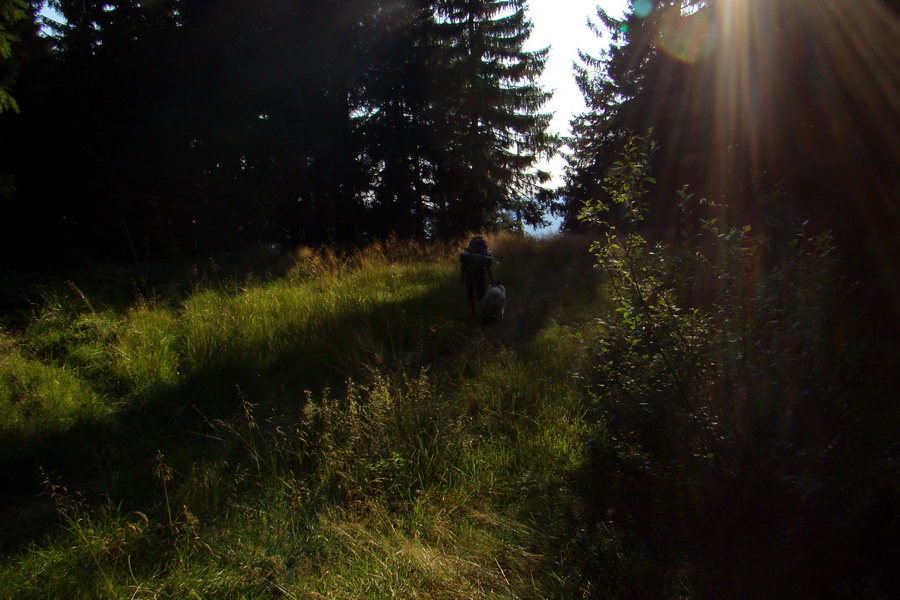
xmin=571 ymin=133 xmax=899 ymax=598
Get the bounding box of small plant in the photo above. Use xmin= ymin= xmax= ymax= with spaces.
xmin=153 ymin=451 xmax=175 ymax=530
xmin=580 ymin=133 xmax=712 ymax=422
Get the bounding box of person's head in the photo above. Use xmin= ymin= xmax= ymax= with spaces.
xmin=467 ymin=236 xmax=488 ymax=254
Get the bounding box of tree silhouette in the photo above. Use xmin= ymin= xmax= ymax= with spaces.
xmin=1 ymin=0 xmax=561 ymax=267
xmin=561 ymin=0 xmax=900 ymax=265
xmin=428 ymin=0 xmax=558 ymax=236
xmin=0 ymin=0 xmax=33 ymax=113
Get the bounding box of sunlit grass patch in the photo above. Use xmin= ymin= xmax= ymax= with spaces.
xmin=302 ymin=502 xmax=534 ymax=599
xmin=0 ymin=331 xmax=109 ymax=436
xmin=178 ymin=257 xmax=460 ymax=407
xmin=0 ymin=234 xmax=613 ymax=599
xmin=112 ymin=303 xmax=181 ymax=396
xmin=0 ymin=505 xmax=148 ymax=600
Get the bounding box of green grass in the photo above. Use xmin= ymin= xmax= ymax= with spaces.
xmin=0 ymin=231 xmax=897 ymax=599
xmin=0 ymin=234 xmax=601 ymax=598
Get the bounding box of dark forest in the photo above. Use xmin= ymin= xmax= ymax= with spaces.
xmin=2 ymin=1 xmax=899 ymax=273
xmin=1 ymin=0 xmax=559 ymax=267
xmin=2 ymin=2 xmax=900 ymax=598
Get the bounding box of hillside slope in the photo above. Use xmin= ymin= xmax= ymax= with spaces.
xmin=2 ymin=230 xmax=897 ymax=599
xmin=1 ymin=234 xmax=607 ymax=599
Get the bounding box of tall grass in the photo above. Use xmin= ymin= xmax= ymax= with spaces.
xmin=0 ymin=329 xmax=108 ymax=436
xmin=0 ymin=209 xmax=895 ymax=599
xmin=0 ymin=234 xmax=599 ymax=599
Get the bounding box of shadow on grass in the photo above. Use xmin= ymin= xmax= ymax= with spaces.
xmin=0 ymin=271 xmax=472 ymax=552
xmin=0 ymin=234 xmax=608 ymax=565
xmin=484 ymin=233 xmax=602 ymax=344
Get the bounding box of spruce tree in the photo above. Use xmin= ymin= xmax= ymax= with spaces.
xmin=357 ymin=0 xmax=439 ymax=239
xmin=430 ymin=0 xmax=557 ymax=236
xmin=560 ymin=0 xmax=701 ymax=232
xmin=0 ymin=0 xmax=32 ymax=113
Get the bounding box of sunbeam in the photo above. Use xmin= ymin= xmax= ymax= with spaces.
xmin=704 ymin=0 xmax=900 ymax=314
xmin=640 ymin=0 xmax=900 ymax=319
xmin=654 ymin=0 xmax=900 ymax=237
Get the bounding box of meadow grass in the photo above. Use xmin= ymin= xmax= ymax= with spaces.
xmin=0 ymin=233 xmax=602 ymax=599
xmin=0 ymin=229 xmax=896 ymax=599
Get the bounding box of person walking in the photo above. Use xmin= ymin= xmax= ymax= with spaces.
xmin=459 ymin=236 xmax=494 ymax=318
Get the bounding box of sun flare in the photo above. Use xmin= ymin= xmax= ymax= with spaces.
xmin=652 ymin=0 xmax=900 ymax=199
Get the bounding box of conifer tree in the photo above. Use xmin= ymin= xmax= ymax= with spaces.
xmin=0 ymin=0 xmax=32 ymax=113
xmin=562 ymin=0 xmax=900 ymax=260
xmin=0 ymin=0 xmax=183 ymax=263
xmin=559 ymin=0 xmax=702 ymax=231
xmin=357 ymin=0 xmax=439 ymax=239
xmin=2 ymin=0 xmax=562 ymax=264
xmin=429 ymin=0 xmax=557 ymax=236
xmin=167 ymin=0 xmax=380 ymax=248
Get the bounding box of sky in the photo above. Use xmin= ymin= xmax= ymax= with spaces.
xmin=525 ymin=0 xmax=630 ymax=186
xmin=521 ymin=1 xmax=630 ymax=233
xmin=526 ymin=0 xmax=629 ymax=137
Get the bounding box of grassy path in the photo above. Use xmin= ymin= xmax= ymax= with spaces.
xmin=0 ymin=234 xmax=606 ymax=599
xmin=3 ymin=232 xmax=898 ymax=598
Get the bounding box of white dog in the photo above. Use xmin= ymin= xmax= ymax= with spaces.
xmin=482 ymin=283 xmax=506 ymax=324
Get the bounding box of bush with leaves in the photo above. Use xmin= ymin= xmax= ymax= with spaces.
xmin=571 ymin=133 xmax=898 ymax=598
